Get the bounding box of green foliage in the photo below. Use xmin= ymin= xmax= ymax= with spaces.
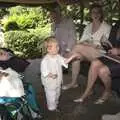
xmin=0 ymin=9 xmax=9 ymax=19
xmin=4 ymin=24 xmax=51 ymax=59
xmin=1 ymin=6 xmax=51 ymax=58
xmin=4 ymin=21 xmax=19 ymax=31
xmin=103 ymin=0 xmax=120 ymax=23
xmin=2 ymin=6 xmax=49 ymax=31
xmin=64 ymin=5 xmax=89 ymax=39
xmin=0 ymin=1 xmax=120 ymax=58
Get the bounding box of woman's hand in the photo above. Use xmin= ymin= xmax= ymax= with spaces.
xmin=80 ymin=41 xmax=91 ymax=46
xmin=82 ymin=42 xmax=90 ymax=46
xmin=108 ymin=48 xmax=119 ymax=56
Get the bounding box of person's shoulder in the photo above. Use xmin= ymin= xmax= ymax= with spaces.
xmin=10 ymin=56 xmax=27 ymax=61
xmin=10 ymin=56 xmax=30 ymax=65
xmin=100 ymin=21 xmax=111 ymax=32
xmin=102 ymin=21 xmax=111 ymax=28
xmin=56 ymin=54 xmax=61 ymax=57
xmin=57 ymin=54 xmax=65 ymax=60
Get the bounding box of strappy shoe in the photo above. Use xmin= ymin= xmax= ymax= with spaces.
xmin=73 ymin=98 xmax=84 ymax=103
xmin=94 ymin=92 xmax=111 ymax=104
xmin=73 ymin=90 xmax=94 ymax=103
xmin=62 ymin=84 xmax=78 ymax=90
xmin=94 ymin=98 xmax=107 ymax=104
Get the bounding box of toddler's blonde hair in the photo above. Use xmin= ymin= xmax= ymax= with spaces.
xmin=45 ymin=36 xmax=58 ymax=48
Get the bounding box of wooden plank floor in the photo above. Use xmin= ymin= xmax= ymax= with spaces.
xmin=40 ymin=73 xmax=120 ymax=120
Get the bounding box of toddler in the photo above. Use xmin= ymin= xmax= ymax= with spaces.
xmin=41 ymin=36 xmax=78 ymax=111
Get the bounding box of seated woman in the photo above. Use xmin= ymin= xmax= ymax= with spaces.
xmin=74 ymin=21 xmax=120 ymax=104
xmin=62 ymin=4 xmax=111 ymax=90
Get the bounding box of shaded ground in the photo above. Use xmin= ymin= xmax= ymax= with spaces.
xmin=41 ymin=73 xmax=120 ymax=120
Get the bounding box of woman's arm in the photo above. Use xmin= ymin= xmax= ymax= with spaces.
xmin=65 ymin=53 xmax=80 ymax=64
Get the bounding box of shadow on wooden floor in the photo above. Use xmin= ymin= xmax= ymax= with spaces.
xmin=41 ymin=73 xmax=120 ymax=120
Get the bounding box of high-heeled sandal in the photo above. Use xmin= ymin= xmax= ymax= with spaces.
xmin=94 ymin=92 xmax=111 ymax=104
xmin=94 ymin=98 xmax=106 ymax=104
xmin=62 ymin=84 xmax=78 ymax=90
xmin=73 ymin=98 xmax=84 ymax=103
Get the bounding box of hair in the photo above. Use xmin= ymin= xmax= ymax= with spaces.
xmin=45 ymin=36 xmax=58 ymax=46
xmin=90 ymin=3 xmax=104 ymax=22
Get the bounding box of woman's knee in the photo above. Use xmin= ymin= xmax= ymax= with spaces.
xmin=72 ymin=44 xmax=84 ymax=53
xmin=91 ymin=60 xmax=102 ymax=69
xmin=99 ymin=66 xmax=110 ymax=77
xmin=72 ymin=59 xmax=80 ymax=67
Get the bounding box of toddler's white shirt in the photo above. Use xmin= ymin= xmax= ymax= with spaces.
xmin=41 ymin=54 xmax=68 ymax=89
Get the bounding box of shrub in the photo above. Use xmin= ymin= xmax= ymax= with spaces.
xmin=4 ymin=25 xmax=51 ymax=58
xmin=2 ymin=6 xmax=49 ymax=32
xmin=4 ymin=21 xmax=19 ymax=31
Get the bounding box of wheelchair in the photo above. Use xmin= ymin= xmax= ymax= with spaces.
xmin=0 ymin=82 xmax=43 ymax=120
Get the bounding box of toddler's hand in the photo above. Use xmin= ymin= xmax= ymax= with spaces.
xmin=73 ymin=53 xmax=81 ymax=59
xmin=48 ymin=73 xmax=57 ymax=79
xmin=52 ymin=74 xmax=58 ymax=79
xmin=48 ymin=73 xmax=53 ymax=78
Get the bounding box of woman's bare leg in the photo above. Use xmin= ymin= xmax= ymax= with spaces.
xmin=95 ymin=66 xmax=111 ymax=104
xmin=62 ymin=44 xmax=84 ymax=90
xmin=63 ymin=44 xmax=100 ymax=90
xmin=74 ymin=60 xmax=104 ymax=102
xmin=62 ymin=60 xmax=81 ymax=89
xmin=62 ymin=58 xmax=83 ymax=90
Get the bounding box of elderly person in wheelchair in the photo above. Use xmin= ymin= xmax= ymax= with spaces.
xmin=0 ymin=48 xmax=42 ymax=119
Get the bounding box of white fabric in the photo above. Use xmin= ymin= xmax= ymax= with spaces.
xmin=45 ymin=87 xmax=61 ymax=111
xmin=41 ymin=54 xmax=68 ymax=110
xmin=52 ymin=17 xmax=76 ymax=54
xmin=80 ymin=21 xmax=111 ymax=46
xmin=41 ymin=54 xmax=68 ymax=89
xmin=0 ymin=68 xmax=25 ymax=97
